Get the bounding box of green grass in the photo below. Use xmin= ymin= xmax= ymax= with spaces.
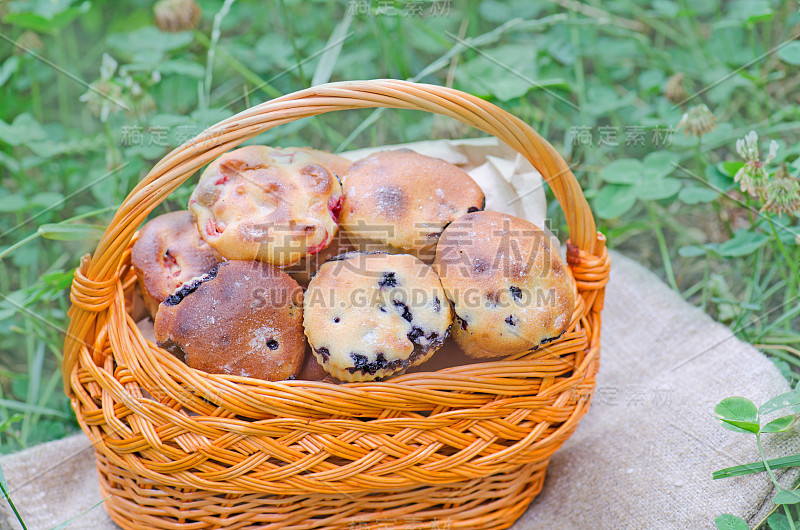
xmin=0 ymin=0 xmax=798 ymax=469
xmin=1 ymin=1 xmax=800 ymax=528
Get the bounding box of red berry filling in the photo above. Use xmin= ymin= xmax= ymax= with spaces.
xmin=217 ymin=159 xmax=247 ymax=185
xmin=307 ymin=229 xmax=330 ymax=255
xmin=327 ymin=194 xmax=343 ymax=224
xmin=205 ymin=219 xmax=224 ymax=236
xmin=162 ymin=249 xmax=181 ymax=278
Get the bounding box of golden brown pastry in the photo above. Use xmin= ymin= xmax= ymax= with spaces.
xmin=339 ymin=149 xmax=485 ymax=261
xmin=303 ymin=251 xmax=452 ymax=382
xmin=293 ymin=146 xmax=352 ymax=178
xmin=154 ymin=260 xmax=305 ymax=381
xmin=188 ymin=146 xmax=346 ymax=266
xmin=131 ymin=210 xmax=221 ymax=318
xmin=433 ymin=211 xmax=574 ymax=359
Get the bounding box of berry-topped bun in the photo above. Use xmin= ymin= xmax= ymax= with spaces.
xmin=433 ymin=211 xmax=575 ymax=359
xmin=339 ymin=149 xmax=485 ymax=261
xmin=154 ymin=260 xmax=306 ymax=381
xmin=188 ymin=145 xmax=346 ymax=267
xmin=131 ymin=210 xmax=221 ymax=318
xmin=303 ymin=251 xmax=453 ymax=382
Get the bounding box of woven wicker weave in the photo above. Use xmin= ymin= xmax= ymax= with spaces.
xmin=63 ymin=80 xmax=609 ymax=529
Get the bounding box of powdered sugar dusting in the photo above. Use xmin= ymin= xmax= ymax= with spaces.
xmin=248 ymin=325 xmax=278 ymax=353
xmin=362 ymin=329 xmax=378 ymax=345
xmin=373 ymin=186 xmax=406 ymax=218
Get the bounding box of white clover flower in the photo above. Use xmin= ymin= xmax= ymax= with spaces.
xmin=154 ymin=0 xmax=202 ymax=32
xmin=766 ymin=140 xmax=779 ymax=164
xmin=762 ymin=164 xmax=800 ymax=217
xmin=99 ymin=53 xmax=118 ymax=81
xmin=733 ymin=131 xmax=779 ymax=199
xmin=736 ymin=130 xmax=759 ymax=161
xmin=676 ymin=104 xmax=717 ymax=137
xmin=80 ymin=80 xmax=124 ymax=122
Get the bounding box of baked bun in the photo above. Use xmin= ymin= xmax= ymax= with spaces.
xmin=292 ymin=146 xmax=352 ymax=178
xmin=154 ymin=260 xmax=305 ymax=381
xmin=303 ymin=251 xmax=452 ymax=382
xmin=339 ymin=149 xmax=485 ymax=261
xmin=433 ymin=211 xmax=574 ymax=359
xmin=131 ymin=210 xmax=221 ymax=318
xmin=188 ymin=145 xmax=345 ymax=266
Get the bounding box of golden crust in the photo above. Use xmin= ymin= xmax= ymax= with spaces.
xmin=291 ymin=146 xmax=352 ymax=179
xmin=154 ymin=260 xmax=305 ymax=381
xmin=303 ymin=252 xmax=453 ymax=382
xmin=131 ymin=211 xmax=220 ymax=318
xmin=339 ymin=149 xmax=485 ymax=261
xmin=188 ymin=146 xmax=344 ymax=266
xmin=433 ymin=211 xmax=574 ymax=359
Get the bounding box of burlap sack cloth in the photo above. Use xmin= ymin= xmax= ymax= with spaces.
xmin=2 ymin=139 xmax=795 ymax=529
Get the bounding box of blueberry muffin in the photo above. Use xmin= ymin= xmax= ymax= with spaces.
xmin=303 ymin=251 xmax=453 ymax=382
xmin=433 ymin=211 xmax=575 ymax=359
xmin=131 ymin=210 xmax=221 ymax=318
xmin=188 ymin=145 xmax=345 ymax=267
xmin=339 ymin=149 xmax=485 ymax=261
xmin=154 ymin=260 xmax=306 ymax=381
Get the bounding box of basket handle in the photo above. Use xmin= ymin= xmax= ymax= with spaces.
xmin=63 ymin=79 xmax=598 ymax=391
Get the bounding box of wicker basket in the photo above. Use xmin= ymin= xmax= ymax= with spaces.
xmin=64 ymin=80 xmax=609 ymax=530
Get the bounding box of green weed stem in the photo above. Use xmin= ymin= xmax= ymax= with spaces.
xmin=701 ymin=254 xmax=710 ymax=312
xmin=0 ymin=475 xmax=27 ymax=529
xmin=765 ymin=213 xmax=799 ymax=299
xmin=758 ymin=433 xmax=798 ymax=530
xmin=647 ymin=203 xmax=679 ymax=291
xmin=278 ymin=0 xmax=306 ymax=85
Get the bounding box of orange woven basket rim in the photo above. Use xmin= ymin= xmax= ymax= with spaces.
xmin=63 ymin=79 xmax=602 ymax=396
